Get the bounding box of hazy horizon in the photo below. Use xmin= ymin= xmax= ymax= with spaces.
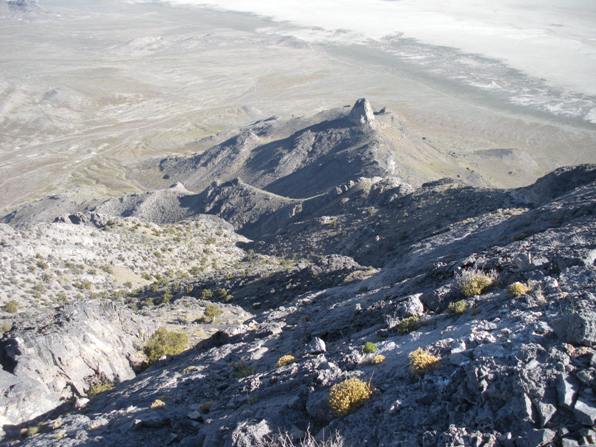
xmin=129 ymin=0 xmax=596 ymax=123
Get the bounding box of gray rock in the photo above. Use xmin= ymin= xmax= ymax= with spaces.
xmin=306 ymin=390 xmax=332 ymax=423
xmin=394 ymin=293 xmax=425 ymax=318
xmin=536 ymin=402 xmax=557 ymax=427
xmin=226 ymin=419 xmax=272 ymax=447
xmin=523 ymin=429 xmax=556 ymax=447
xmin=133 ymin=416 xmax=170 ymax=429
xmin=349 ymin=98 xmax=376 ymax=128
xmin=180 ymin=435 xmax=205 ymax=447
xmin=557 ymin=374 xmax=579 ymax=408
xmin=305 ymin=337 xmax=326 ymax=354
xmin=0 ymin=301 xmax=156 ymax=428
xmin=552 ymin=293 xmax=596 ymax=347
xmin=561 ymin=438 xmax=579 ymax=447
xmin=573 ymin=395 xmax=596 ymax=426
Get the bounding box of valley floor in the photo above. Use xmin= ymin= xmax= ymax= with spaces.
xmin=1 ymin=0 xmax=596 ymax=214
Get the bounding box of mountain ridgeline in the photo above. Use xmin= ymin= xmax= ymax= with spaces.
xmin=0 ymin=99 xmax=595 ymax=446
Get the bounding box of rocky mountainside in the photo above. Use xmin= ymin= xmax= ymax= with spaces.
xmin=0 ymin=100 xmax=595 ymax=446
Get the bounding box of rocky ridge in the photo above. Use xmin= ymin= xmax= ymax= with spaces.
xmin=0 ymin=100 xmax=594 ymax=446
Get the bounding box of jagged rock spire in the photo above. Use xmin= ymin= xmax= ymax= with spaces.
xmin=349 ymin=98 xmax=376 ymax=128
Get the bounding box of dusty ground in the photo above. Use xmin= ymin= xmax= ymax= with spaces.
xmin=1 ymin=0 xmax=595 ymax=214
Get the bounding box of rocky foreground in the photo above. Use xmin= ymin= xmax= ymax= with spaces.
xmin=0 ymin=100 xmax=595 ymax=446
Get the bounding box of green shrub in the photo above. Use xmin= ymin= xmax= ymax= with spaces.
xmin=74 ymin=280 xmax=92 ymax=290
xmin=200 ymin=289 xmax=214 ymax=300
xmin=162 ymin=290 xmax=173 ymax=304
xmin=87 ymin=381 xmax=114 ymax=397
xmin=232 ymin=362 xmax=255 ymax=378
xmin=25 ymin=425 xmax=40 ymax=437
xmin=448 ymin=300 xmax=468 ymax=315
xmin=508 ymin=281 xmax=531 ymax=297
xmin=216 ymin=288 xmax=232 ymax=301
xmin=362 ymin=341 xmax=377 ymax=354
xmin=202 ymin=304 xmax=223 ymax=323
xmin=396 ymin=315 xmax=420 ymax=334
xmin=456 ymin=269 xmax=495 ymax=297
xmin=3 ymin=300 xmax=18 ymax=314
xmin=144 ymin=328 xmax=189 ymax=363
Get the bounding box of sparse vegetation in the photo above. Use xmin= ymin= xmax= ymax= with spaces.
xmin=202 ymin=303 xmax=223 ymax=323
xmin=232 ymin=362 xmax=255 ymax=378
xmin=262 ymin=429 xmax=345 ymax=447
xmin=508 ymin=281 xmax=531 ymax=297
xmin=397 ymin=315 xmax=421 ymax=334
xmin=150 ymin=399 xmax=166 ymax=409
xmin=143 ymin=328 xmax=189 ymax=363
xmin=371 ymin=354 xmax=385 ymax=364
xmin=456 ymin=269 xmax=495 ymax=297
xmin=200 ymin=288 xmax=214 ymax=300
xmin=276 ymin=354 xmax=296 ymax=368
xmin=409 ymin=348 xmax=440 ymax=375
xmin=161 ymin=290 xmax=173 ymax=304
xmin=3 ymin=300 xmax=18 ymax=314
xmin=328 ymin=378 xmax=372 ymax=416
xmin=448 ymin=299 xmax=468 ymax=315
xmin=25 ymin=425 xmax=40 ymax=437
xmin=87 ymin=381 xmax=114 ymax=397
xmin=362 ymin=341 xmax=377 ymax=354
xmin=216 ymin=288 xmax=232 ymax=301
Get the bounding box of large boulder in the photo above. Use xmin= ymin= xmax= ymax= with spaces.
xmin=0 ymin=301 xmax=155 ymax=429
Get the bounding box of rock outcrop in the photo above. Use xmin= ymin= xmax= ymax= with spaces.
xmin=0 ymin=301 xmax=155 ymax=432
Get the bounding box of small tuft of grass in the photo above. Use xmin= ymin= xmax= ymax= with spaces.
xmin=397 ymin=315 xmax=421 ymax=334
xmin=276 ymin=354 xmax=296 ymax=368
xmin=216 ymin=288 xmax=232 ymax=301
xmin=150 ymin=399 xmax=166 ymax=409
xmin=508 ymin=281 xmax=531 ymax=297
xmin=371 ymin=354 xmax=385 ymax=364
xmin=25 ymin=425 xmax=40 ymax=437
xmin=3 ymin=300 xmax=18 ymax=314
xmin=200 ymin=289 xmax=214 ymax=300
xmin=456 ymin=269 xmax=495 ymax=297
xmin=362 ymin=341 xmax=377 ymax=354
xmin=232 ymin=362 xmax=255 ymax=379
xmin=448 ymin=300 xmax=468 ymax=315
xmin=87 ymin=381 xmax=114 ymax=397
